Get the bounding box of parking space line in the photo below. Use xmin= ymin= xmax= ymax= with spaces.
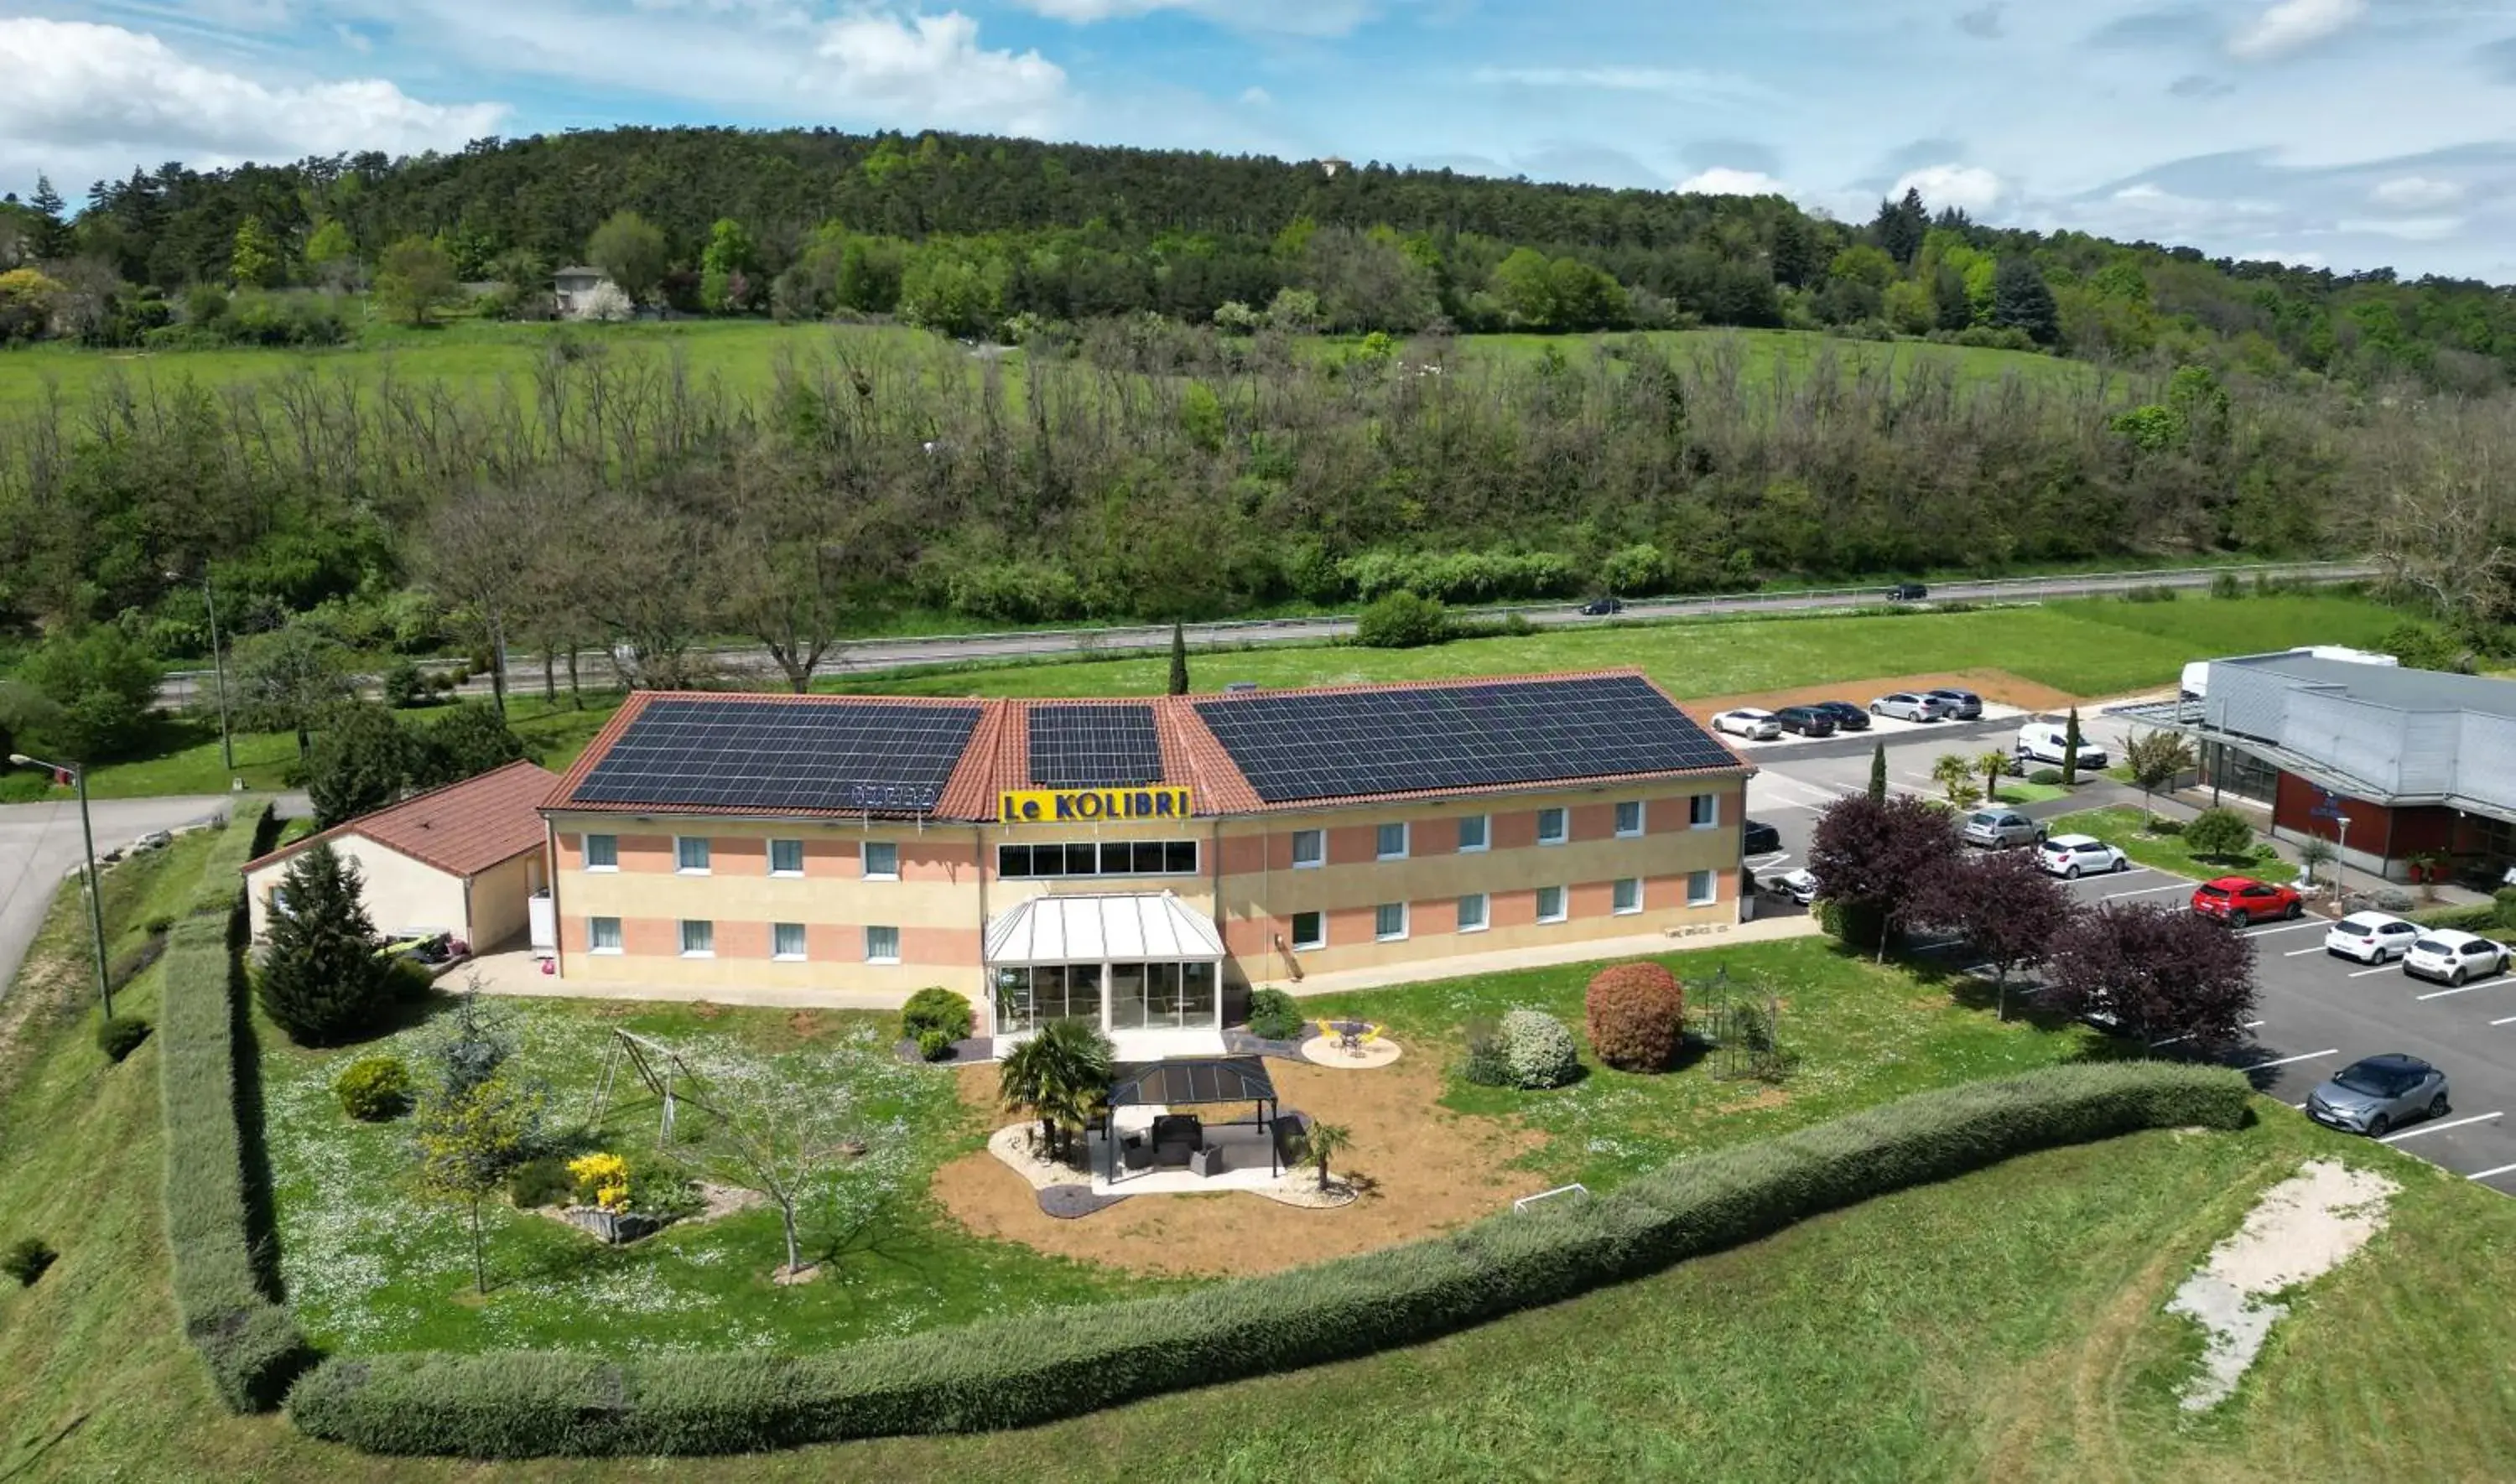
xmin=2243 ymin=921 xmax=2325 ymax=938
xmin=2241 ymin=1048 xmax=2340 ymax=1071
xmin=2152 ymin=1019 xmax=2264 ymax=1049
xmin=2493 ymin=1014 xmax=2516 ymax=1027
xmin=2414 ymin=979 xmax=2515 ymax=1001
xmin=2379 ymin=1112 xmax=2504 ymax=1144
xmin=2103 ymin=882 xmax=2190 ymax=900
xmin=2348 ymin=963 xmax=2400 ymax=979
xmin=2284 ymin=944 xmax=2334 ymax=957
xmin=2467 ymin=1162 xmax=2516 ymax=1182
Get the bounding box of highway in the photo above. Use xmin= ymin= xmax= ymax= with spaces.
xmin=155 ymin=559 xmax=2376 ymax=708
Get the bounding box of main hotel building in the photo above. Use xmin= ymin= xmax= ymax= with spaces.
xmin=543 ymin=670 xmax=1752 ymax=1051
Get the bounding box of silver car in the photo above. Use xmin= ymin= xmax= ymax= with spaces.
xmin=1962 ymin=809 xmax=2045 ymax=849
xmin=1870 ymin=692 xmax=1950 ymax=723
xmin=2305 ymin=1054 xmax=2448 ymax=1138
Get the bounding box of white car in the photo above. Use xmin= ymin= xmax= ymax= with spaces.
xmin=1770 ymin=869 xmax=1821 ymax=905
xmin=2014 ymin=721 xmax=2108 ymax=771
xmin=2324 ymin=912 xmax=2420 ymax=965
xmin=1713 ymin=708 xmax=1782 ymax=740
xmin=2402 ymin=929 xmax=2511 ymax=987
xmin=2036 ymin=833 xmax=2129 ymax=879
xmin=1869 ymin=693 xmax=1950 ymax=723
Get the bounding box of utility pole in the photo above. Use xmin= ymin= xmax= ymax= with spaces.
xmin=205 ymin=572 xmax=235 ymax=771
xmin=9 ymin=753 xmax=112 ymax=1018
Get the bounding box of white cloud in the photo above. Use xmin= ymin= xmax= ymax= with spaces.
xmin=1011 ymin=0 xmax=1376 ymax=36
xmin=1677 ymin=166 xmax=1789 ymax=197
xmin=1891 ymin=162 xmax=2002 ymax=212
xmin=2336 ymin=215 xmax=2467 ymax=241
xmin=810 ymin=11 xmax=1067 ymax=133
xmin=2227 ymin=0 xmax=2367 ymax=60
xmin=0 ymin=17 xmax=502 ymax=181
xmin=2369 ymin=175 xmax=2464 ymax=210
xmin=1239 ymin=86 xmax=1272 ymax=106
xmin=1472 ymin=65 xmax=1766 ymax=102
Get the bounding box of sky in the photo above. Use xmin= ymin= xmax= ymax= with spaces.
xmin=3 ymin=0 xmax=2513 ymax=281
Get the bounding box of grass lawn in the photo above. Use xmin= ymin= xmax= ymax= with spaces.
xmin=2046 ymin=805 xmax=2297 ymax=885
xmin=260 ymin=995 xmax=1163 ymax=1356
xmin=1992 ymin=781 xmax=2070 ymax=806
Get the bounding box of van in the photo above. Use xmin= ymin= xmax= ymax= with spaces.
xmin=2015 ymin=720 xmax=2108 ymax=771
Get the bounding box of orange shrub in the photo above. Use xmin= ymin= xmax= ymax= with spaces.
xmin=1584 ymin=963 xmax=1686 ymax=1071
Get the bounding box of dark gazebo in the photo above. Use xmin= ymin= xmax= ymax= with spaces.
xmin=1102 ymin=1056 xmax=1283 ymax=1183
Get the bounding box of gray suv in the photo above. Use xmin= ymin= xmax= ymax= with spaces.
xmin=1962 ymin=809 xmax=2045 ymax=848
xmin=2305 ymin=1054 xmax=2449 ymax=1138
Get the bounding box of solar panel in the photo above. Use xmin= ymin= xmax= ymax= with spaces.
xmin=572 ymin=698 xmax=981 ymax=814
xmin=1190 ymin=676 xmax=1733 ymax=804
xmin=1028 ymin=703 xmax=1163 ymax=788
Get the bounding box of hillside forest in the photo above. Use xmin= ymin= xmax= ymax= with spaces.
xmin=0 ymin=127 xmax=2512 ymax=772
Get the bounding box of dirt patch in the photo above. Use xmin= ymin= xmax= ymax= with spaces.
xmin=931 ymin=1056 xmax=1547 ymax=1276
xmin=784 ymin=1010 xmax=829 ymax=1040
xmin=1716 ymin=1086 xmax=1791 ymax=1115
xmin=1684 ymin=668 xmax=2086 ymax=722
xmin=687 ymin=1001 xmax=726 ymax=1020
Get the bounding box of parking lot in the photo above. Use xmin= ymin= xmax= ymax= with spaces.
xmin=1741 ymin=711 xmax=2516 ymax=1195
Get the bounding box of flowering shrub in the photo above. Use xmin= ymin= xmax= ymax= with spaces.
xmin=1584 ymin=963 xmax=1687 ymax=1071
xmin=568 ymin=1153 xmax=631 ymax=1212
xmin=1497 ymin=1009 xmax=1579 ymax=1090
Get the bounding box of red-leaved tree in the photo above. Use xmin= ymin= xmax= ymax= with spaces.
xmin=2042 ymin=902 xmax=2259 ymax=1048
xmin=1913 ymin=848 xmax=2080 ymax=1020
xmin=1809 ymin=792 xmax=1962 ymax=961
xmin=1584 ymin=962 xmax=1687 ymax=1071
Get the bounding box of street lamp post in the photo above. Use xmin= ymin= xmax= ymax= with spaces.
xmin=172 ymin=567 xmax=236 ymax=771
xmin=9 ymin=753 xmax=112 ymax=1019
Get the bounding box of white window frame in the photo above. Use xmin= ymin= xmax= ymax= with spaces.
xmin=1688 ymin=793 xmax=1718 ymax=830
xmin=583 ymin=833 xmax=618 ymax=872
xmin=1376 ymin=821 xmax=1410 ymax=861
xmin=865 ymin=925 xmax=901 ymax=964
xmin=1290 ymin=911 xmax=1326 ymax=952
xmin=678 ymin=919 xmax=715 ymax=957
xmin=1613 ymin=877 xmax=1642 ymax=915
xmin=674 ymin=836 xmax=711 ymax=874
xmin=1687 ymin=869 xmax=1717 ymax=906
xmin=1537 ymin=807 xmax=1568 ymax=845
xmin=862 ymin=841 xmax=900 ymax=880
xmin=1291 ymin=828 xmax=1325 ymax=869
xmin=588 ymin=916 xmax=622 ymax=954
xmin=1374 ymin=901 xmax=1409 ymax=942
xmin=1614 ymin=801 xmax=1645 ymax=838
xmin=768 ymin=838 xmax=805 ymax=877
xmin=772 ymin=922 xmax=808 ymax=961
xmin=1457 ymin=892 xmax=1489 ymax=933
xmin=1536 ymin=885 xmax=1568 ymax=924
xmin=1457 ymin=814 xmax=1489 ymax=854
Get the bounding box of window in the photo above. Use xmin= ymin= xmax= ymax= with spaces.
xmin=1537 ymin=807 xmax=1568 ymax=844
xmin=1376 ymin=822 xmax=1409 ymax=860
xmin=1614 ymin=801 xmax=1645 ymax=838
xmin=772 ymin=923 xmax=807 ymax=960
xmin=768 ymin=838 xmax=804 ymax=876
xmin=1688 ymin=794 xmax=1717 ymax=829
xmin=1537 ymin=885 xmax=1567 ymax=923
xmin=995 ymin=841 xmax=1198 ymax=880
xmin=1458 ymin=893 xmax=1489 ymax=932
xmin=675 ymin=836 xmax=711 ymax=874
xmin=863 ymin=841 xmax=899 ymax=880
xmin=584 ymin=833 xmax=618 ymax=871
xmin=1457 ymin=814 xmax=1489 ymax=853
xmin=1292 ymin=828 xmax=1325 ymax=869
xmin=1613 ymin=877 xmax=1642 ymax=915
xmin=865 ymin=926 xmax=901 ymax=963
xmin=678 ymin=919 xmax=714 ymax=957
xmin=1375 ymin=902 xmax=1408 ymax=942
xmin=588 ymin=916 xmax=622 ymax=953
xmin=1290 ymin=911 xmax=1325 ymax=951
xmin=1687 ymin=869 xmax=1716 ymax=906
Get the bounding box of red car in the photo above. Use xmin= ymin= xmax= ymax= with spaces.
xmin=2191 ymin=876 xmax=2303 ymax=927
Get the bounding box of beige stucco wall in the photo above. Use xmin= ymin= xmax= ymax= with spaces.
xmin=247 ymin=835 xmax=468 ymax=942
xmin=465 ymin=849 xmax=544 ymax=949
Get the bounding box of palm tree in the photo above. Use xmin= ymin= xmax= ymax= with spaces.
xmin=1932 ymin=753 xmax=1975 ymax=804
xmin=996 ymin=1017 xmax=1115 ymax=1162
xmin=1304 ymin=1120 xmax=1350 ymax=1191
xmin=1978 ymin=750 xmax=2010 ymax=806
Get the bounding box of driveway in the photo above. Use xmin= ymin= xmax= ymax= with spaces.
xmin=0 ymin=795 xmax=241 ymax=997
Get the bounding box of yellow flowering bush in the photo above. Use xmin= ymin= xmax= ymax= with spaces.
xmin=566 ymin=1152 xmax=630 ymax=1213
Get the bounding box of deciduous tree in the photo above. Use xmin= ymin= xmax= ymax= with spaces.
xmin=375 ymin=235 xmax=459 ymax=325
xmin=586 ymin=210 xmax=668 ymax=304
xmin=2124 ymin=728 xmax=2196 ymax=823
xmin=231 ymin=621 xmax=355 ymax=758
xmin=1810 ymin=791 xmax=1961 ymax=960
xmin=1916 ymin=848 xmax=2077 ymax=1019
xmin=305 ymin=700 xmax=424 ymax=826
xmin=2042 ymin=902 xmax=2257 ymax=1047
xmin=679 ymin=1058 xmax=866 ymax=1278
xmin=415 ymin=1071 xmax=546 ymax=1292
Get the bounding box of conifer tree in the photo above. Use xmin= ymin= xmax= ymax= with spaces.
xmin=1869 ymin=741 xmax=1889 ymax=803
xmin=1167 ymin=621 xmax=1190 ymax=696
xmin=256 ymin=843 xmax=396 ymax=1046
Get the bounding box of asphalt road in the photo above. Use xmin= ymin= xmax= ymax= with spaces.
xmin=154 ymin=558 xmax=2374 ymax=708
xmin=1742 ymin=714 xmax=2516 ymax=1195
xmin=0 ymin=795 xmax=243 ymax=999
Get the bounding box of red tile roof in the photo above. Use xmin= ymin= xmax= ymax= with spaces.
xmin=246 ymin=760 xmax=559 ymax=878
xmin=545 ymin=670 xmax=1748 ymax=823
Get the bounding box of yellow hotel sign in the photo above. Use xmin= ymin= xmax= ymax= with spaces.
xmin=999 ymin=787 xmax=1193 ymax=823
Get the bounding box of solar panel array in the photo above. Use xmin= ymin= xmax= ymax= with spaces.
xmin=572 ymin=698 xmax=982 ymax=814
xmin=1027 ymin=703 xmax=1165 ymax=788
xmin=1191 ymin=675 xmax=1732 ymax=804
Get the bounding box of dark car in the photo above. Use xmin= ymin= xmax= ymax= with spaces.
xmin=1808 ymin=700 xmax=1872 ymax=732
xmin=1926 ymin=687 xmax=1983 ymax=720
xmin=1886 ymin=582 xmax=1930 ymax=601
xmin=1742 ymin=819 xmax=1782 ymax=857
xmin=1579 ymin=596 xmax=1624 ymax=615
xmin=1772 ymin=705 xmax=1838 ymax=738
xmin=2305 ymin=1054 xmax=2448 ymax=1138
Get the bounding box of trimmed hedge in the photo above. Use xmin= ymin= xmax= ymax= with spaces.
xmin=288 ymin=1061 xmax=2248 ymax=1458
xmin=160 ymin=800 xmax=313 ymax=1413
xmin=186 ymin=797 xmax=274 ymax=921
